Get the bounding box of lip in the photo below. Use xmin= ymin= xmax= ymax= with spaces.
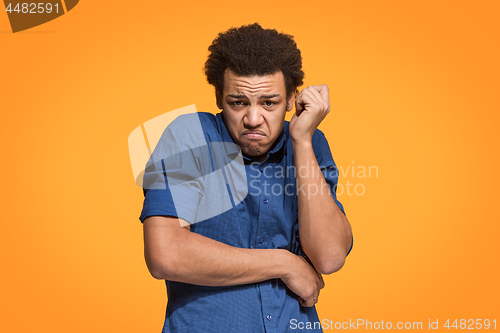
xmin=242 ymin=131 xmax=266 ymax=139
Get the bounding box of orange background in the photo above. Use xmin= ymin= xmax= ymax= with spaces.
xmin=1 ymin=1 xmax=499 ymax=331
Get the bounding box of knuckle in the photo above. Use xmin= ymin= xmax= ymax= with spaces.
xmin=304 ymin=288 xmax=315 ymax=299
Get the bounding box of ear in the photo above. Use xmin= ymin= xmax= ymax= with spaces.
xmin=286 ymin=89 xmax=297 ymax=111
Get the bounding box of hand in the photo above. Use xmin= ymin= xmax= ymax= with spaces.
xmin=289 ymin=85 xmax=330 ymax=144
xmin=281 ymin=253 xmax=325 ymax=307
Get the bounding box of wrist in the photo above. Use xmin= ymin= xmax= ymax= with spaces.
xmin=273 ymin=250 xmax=291 ymax=280
xmin=291 ymin=137 xmax=313 ymax=151
xmin=276 ymin=250 xmax=298 ymax=282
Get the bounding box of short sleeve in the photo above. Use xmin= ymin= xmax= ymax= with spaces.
xmin=139 ymin=158 xmax=203 ymax=224
xmin=139 ymin=114 xmax=209 ymax=224
xmin=312 ymin=130 xmax=346 ymax=216
xmin=312 ymin=130 xmax=353 ymax=256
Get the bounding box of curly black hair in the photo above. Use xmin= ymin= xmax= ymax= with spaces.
xmin=204 ymin=23 xmax=304 ymax=103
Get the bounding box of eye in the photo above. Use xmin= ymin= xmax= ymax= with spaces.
xmin=232 ymin=101 xmax=245 ymax=106
xmin=264 ymin=101 xmax=276 ymax=107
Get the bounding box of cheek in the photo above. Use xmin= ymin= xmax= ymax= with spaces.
xmin=230 ymin=119 xmax=242 ymax=134
xmin=223 ymin=114 xmax=241 ymax=133
xmin=269 ymin=117 xmax=284 ymax=135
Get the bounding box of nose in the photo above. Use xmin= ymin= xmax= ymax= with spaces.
xmin=243 ymin=105 xmax=264 ymax=128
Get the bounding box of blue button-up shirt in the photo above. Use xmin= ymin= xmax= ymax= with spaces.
xmin=140 ymin=111 xmax=349 ymax=333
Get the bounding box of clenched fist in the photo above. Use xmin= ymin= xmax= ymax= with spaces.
xmin=289 ymin=85 xmax=331 ymax=144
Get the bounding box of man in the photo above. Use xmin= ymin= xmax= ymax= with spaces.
xmin=140 ymin=23 xmax=353 ymax=332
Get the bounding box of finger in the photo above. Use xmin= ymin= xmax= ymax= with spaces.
xmin=302 ymin=86 xmax=322 ymax=106
xmin=298 ymin=293 xmax=315 ymax=307
xmin=295 ymin=101 xmax=303 ymax=115
xmin=302 ymin=87 xmax=329 ymax=120
xmin=315 ymin=85 xmax=330 ymax=105
xmin=295 ymin=91 xmax=305 ymax=114
xmin=304 ymin=298 xmax=314 ymax=307
xmin=295 ymin=88 xmax=318 ymax=114
xmin=300 ymin=297 xmax=313 ymax=308
xmin=317 ymin=272 xmax=325 ymax=289
xmin=295 ymin=88 xmax=319 ymax=115
xmin=315 ymin=282 xmax=322 ymax=300
xmin=308 ymin=86 xmax=329 ymax=113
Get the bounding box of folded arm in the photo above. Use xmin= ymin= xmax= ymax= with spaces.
xmin=143 ymin=215 xmax=324 ymax=307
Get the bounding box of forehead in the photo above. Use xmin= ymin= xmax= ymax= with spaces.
xmin=223 ymin=69 xmax=285 ymax=95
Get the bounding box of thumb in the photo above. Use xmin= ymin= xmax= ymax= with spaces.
xmin=295 ymin=98 xmax=304 ymax=115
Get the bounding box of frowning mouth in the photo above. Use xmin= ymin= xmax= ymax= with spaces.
xmin=242 ymin=131 xmax=266 ymax=139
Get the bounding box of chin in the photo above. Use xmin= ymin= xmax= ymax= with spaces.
xmin=241 ymin=144 xmax=263 ymax=157
xmin=243 ymin=148 xmax=261 ymax=157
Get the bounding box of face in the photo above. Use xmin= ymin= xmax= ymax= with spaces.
xmin=217 ymin=68 xmax=295 ymax=162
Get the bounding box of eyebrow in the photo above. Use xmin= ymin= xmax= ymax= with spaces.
xmin=227 ymin=94 xmax=281 ymax=99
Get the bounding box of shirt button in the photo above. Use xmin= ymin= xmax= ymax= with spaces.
xmin=267 ymin=314 xmax=272 ymax=321
xmin=259 ymin=237 xmax=264 ymax=244
xmin=259 ymin=167 xmax=264 ymax=172
xmin=263 ymin=199 xmax=269 ymax=204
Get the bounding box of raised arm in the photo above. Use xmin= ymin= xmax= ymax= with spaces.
xmin=143 ymin=215 xmax=324 ymax=307
xmin=290 ymin=85 xmax=353 ymax=275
